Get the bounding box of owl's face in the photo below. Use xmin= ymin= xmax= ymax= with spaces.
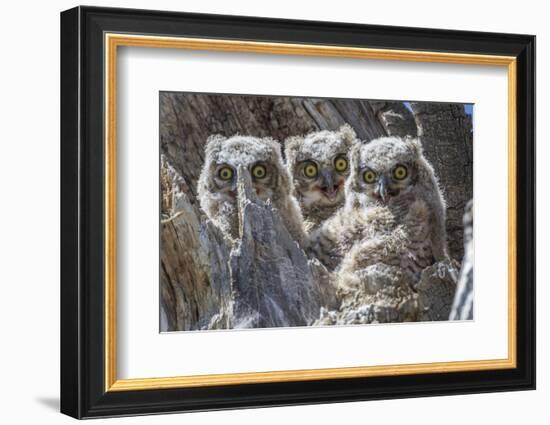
xmin=201 ymin=135 xmax=286 ymax=204
xmin=286 ymin=125 xmax=356 ymax=209
xmin=349 ymin=137 xmax=420 ymax=207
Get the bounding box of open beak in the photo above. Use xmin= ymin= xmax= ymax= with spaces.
xmin=319 ymin=169 xmax=339 ymax=199
xmin=374 ymin=175 xmax=390 ymax=203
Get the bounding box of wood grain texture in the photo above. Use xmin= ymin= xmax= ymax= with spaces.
xmin=160 ymin=154 xmax=335 ymax=330
xmin=410 ymin=102 xmax=473 ymax=260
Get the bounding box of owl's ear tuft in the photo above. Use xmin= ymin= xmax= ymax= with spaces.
xmin=204 ymin=134 xmax=226 ymax=156
xmin=348 ymin=141 xmax=362 ymax=170
xmin=206 ymin=134 xmax=226 ymax=147
xmin=262 ymin=136 xmax=281 ymax=150
xmin=263 ymin=137 xmax=285 ymax=161
xmin=283 ymin=136 xmax=303 ymax=162
xmin=404 ymin=136 xmax=424 ymax=156
xmin=338 ymin=123 xmax=357 ymax=146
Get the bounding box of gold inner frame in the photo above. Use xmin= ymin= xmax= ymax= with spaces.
xmin=104 ymin=33 xmax=517 ymax=392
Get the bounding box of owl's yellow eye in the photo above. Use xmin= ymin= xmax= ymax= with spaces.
xmin=251 ymin=164 xmax=267 ymax=179
xmin=303 ymin=162 xmax=318 ymax=178
xmin=363 ymin=170 xmax=377 ymax=184
xmin=393 ymin=165 xmax=408 ymax=180
xmin=334 ymin=156 xmax=348 ymax=172
xmin=218 ymin=166 xmax=234 ymax=181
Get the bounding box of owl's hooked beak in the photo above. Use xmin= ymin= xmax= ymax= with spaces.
xmin=319 ymin=168 xmax=338 ymax=199
xmin=374 ymin=175 xmax=390 ymax=203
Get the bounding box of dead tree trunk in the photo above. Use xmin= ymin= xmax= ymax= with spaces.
xmin=410 ymin=102 xmax=473 ymax=261
xmin=160 ymin=157 xmax=335 ymax=331
xmin=160 ymin=157 xmax=233 ymax=331
xmin=229 ymin=168 xmax=327 ymax=328
xmin=370 ymin=101 xmax=418 ymax=137
xmin=450 ymin=200 xmax=474 ymax=320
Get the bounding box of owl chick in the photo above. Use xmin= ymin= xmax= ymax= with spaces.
xmin=308 ymin=136 xmax=448 ymax=274
xmin=198 ymin=134 xmax=306 ymax=244
xmin=284 ymin=124 xmax=358 ymax=230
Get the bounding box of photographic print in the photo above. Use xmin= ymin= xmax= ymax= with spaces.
xmin=61 ymin=8 xmax=535 ymax=417
xmin=160 ymin=92 xmax=474 ymax=332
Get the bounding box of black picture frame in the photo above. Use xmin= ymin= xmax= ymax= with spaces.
xmin=60 ymin=5 xmax=535 ymax=419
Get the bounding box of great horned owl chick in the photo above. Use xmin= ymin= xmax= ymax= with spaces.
xmin=198 ymin=134 xmax=305 ymax=244
xmin=308 ymin=136 xmax=448 ymax=275
xmin=284 ymin=124 xmax=358 ymax=230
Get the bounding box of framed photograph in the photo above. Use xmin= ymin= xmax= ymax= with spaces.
xmin=60 ymin=6 xmax=535 ymax=419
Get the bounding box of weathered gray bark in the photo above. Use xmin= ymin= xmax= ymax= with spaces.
xmin=450 ymin=200 xmax=474 ymax=320
xmin=410 ymin=103 xmax=473 ymax=260
xmin=160 ymin=157 xmax=336 ymax=331
xmin=230 ymin=168 xmax=332 ymax=328
xmin=417 ymin=260 xmax=459 ymax=321
xmin=315 ymin=260 xmax=458 ymax=326
xmin=370 ymin=101 xmax=418 ymax=137
xmin=160 ymin=157 xmax=232 ymax=331
xmin=317 ymin=264 xmax=419 ymax=325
